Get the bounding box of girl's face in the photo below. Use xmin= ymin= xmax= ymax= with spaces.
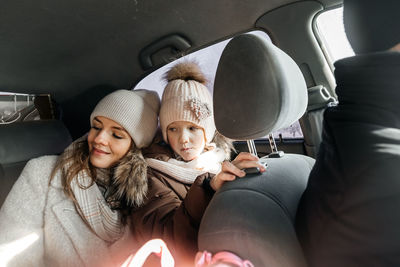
xmin=87 ymin=116 xmax=132 ymax=168
xmin=167 ymin=121 xmax=206 ymax=161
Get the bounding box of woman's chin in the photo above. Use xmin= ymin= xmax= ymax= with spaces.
xmin=90 ymin=156 xmax=113 ymax=169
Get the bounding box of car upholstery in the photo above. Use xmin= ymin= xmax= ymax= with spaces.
xmin=0 ymin=120 xmax=72 ymax=207
xmin=198 ymin=34 xmax=314 ymax=267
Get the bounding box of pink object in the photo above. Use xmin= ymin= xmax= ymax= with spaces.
xmin=195 ymin=250 xmax=254 ymax=267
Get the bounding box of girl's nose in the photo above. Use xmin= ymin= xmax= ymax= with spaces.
xmin=180 ymin=130 xmax=189 ymax=144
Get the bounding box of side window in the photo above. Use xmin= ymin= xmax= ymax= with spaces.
xmin=315 ymin=7 xmax=354 ymax=66
xmin=134 ymin=30 xmax=303 ymax=141
xmin=0 ymin=93 xmax=37 ymax=124
xmin=0 ymin=93 xmax=57 ymax=124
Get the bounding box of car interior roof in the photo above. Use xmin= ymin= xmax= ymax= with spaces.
xmin=1 ymin=0 xmax=341 ymax=103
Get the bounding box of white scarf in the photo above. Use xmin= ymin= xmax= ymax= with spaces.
xmin=71 ymin=168 xmax=124 ymax=243
xmin=146 ymin=147 xmax=226 ymax=184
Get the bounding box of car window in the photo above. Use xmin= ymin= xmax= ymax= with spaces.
xmin=0 ymin=92 xmax=56 ymax=124
xmin=315 ymin=7 xmax=354 ymax=66
xmin=0 ymin=93 xmax=37 ymax=124
xmin=134 ymin=30 xmax=303 ymax=140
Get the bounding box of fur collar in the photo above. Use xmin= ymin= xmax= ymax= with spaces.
xmin=107 ymin=149 xmax=148 ymax=209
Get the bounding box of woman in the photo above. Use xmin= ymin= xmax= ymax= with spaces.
xmin=0 ymin=89 xmax=160 ymax=267
xmin=131 ymin=62 xmax=265 ymax=266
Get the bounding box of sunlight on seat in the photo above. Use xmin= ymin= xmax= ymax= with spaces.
xmin=0 ymin=233 xmax=39 ymax=267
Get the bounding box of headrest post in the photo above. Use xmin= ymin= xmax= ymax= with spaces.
xmin=268 ymin=133 xmax=284 ymax=158
xmin=247 ymin=140 xmax=258 ymax=156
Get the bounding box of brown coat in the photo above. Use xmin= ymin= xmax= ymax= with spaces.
xmin=131 ymin=143 xmax=214 ymax=266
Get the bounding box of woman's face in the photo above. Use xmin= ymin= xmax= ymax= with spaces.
xmin=167 ymin=121 xmax=206 ymax=161
xmin=87 ymin=116 xmax=132 ymax=168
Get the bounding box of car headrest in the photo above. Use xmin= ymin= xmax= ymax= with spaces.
xmin=213 ymin=34 xmax=307 ymax=140
xmin=0 ymin=120 xmax=72 ymax=164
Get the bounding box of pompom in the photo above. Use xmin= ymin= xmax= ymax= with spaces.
xmin=165 ymin=61 xmax=207 ymax=84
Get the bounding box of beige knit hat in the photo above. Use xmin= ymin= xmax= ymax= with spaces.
xmin=90 ymin=89 xmax=160 ymax=148
xmin=160 ymin=61 xmax=216 ymax=144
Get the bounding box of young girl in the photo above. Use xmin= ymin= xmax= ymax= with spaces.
xmin=131 ymin=62 xmax=265 ymax=266
xmin=0 ymin=89 xmax=160 ymax=267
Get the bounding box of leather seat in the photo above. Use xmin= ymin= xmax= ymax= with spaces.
xmin=0 ymin=120 xmax=72 ymax=208
xmin=198 ymin=33 xmax=314 ymax=267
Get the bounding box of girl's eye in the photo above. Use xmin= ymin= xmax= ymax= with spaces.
xmin=189 ymin=126 xmax=198 ymax=131
xmin=92 ymin=126 xmax=101 ymax=131
xmin=113 ymin=133 xmax=123 ymax=139
xmin=168 ymin=127 xmax=176 ymax=132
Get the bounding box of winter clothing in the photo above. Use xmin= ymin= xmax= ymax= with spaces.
xmin=0 ymin=86 xmax=159 ymax=266
xmin=146 ymin=145 xmax=226 ymax=184
xmin=90 ymin=89 xmax=160 ymax=148
xmin=65 ymin=135 xmax=148 ymax=211
xmin=71 ymin=167 xmax=124 ymax=243
xmin=131 ymin=142 xmax=223 ymax=266
xmin=105 ymin=147 xmax=148 ymax=208
xmin=296 ymin=51 xmax=400 ymax=266
xmin=160 ymin=62 xmax=216 ymax=144
xmin=0 ymin=156 xmax=139 ymax=267
xmin=343 ymin=0 xmax=400 ymax=54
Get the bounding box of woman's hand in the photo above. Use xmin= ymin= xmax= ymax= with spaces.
xmin=210 ymin=152 xmax=266 ymax=191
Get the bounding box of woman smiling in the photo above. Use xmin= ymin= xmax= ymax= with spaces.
xmin=0 ymin=89 xmax=160 ymax=267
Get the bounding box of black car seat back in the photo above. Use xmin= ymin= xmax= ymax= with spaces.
xmin=198 ymin=33 xmax=314 ymax=267
xmin=0 ymin=120 xmax=72 ymax=208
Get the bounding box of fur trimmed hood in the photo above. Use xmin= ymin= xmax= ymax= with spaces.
xmin=108 ymin=148 xmax=148 ymax=209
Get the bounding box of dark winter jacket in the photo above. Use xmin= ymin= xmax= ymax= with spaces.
xmin=131 ymin=142 xmax=215 ymax=266
xmin=296 ymin=51 xmax=400 ymax=266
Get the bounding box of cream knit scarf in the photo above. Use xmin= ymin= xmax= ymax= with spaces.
xmin=146 ymin=146 xmax=226 ymax=184
xmin=71 ymin=168 xmax=124 ymax=243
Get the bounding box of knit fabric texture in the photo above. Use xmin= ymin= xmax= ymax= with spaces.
xmin=160 ymin=64 xmax=216 ymax=144
xmin=90 ymin=89 xmax=160 ymax=148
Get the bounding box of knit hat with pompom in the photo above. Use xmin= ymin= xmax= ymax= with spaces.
xmin=160 ymin=61 xmax=216 ymax=144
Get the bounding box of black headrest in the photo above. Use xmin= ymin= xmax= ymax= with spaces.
xmin=344 ymin=0 xmax=400 ymax=53
xmin=0 ymin=120 xmax=72 ymax=164
xmin=213 ymin=34 xmax=307 ymax=140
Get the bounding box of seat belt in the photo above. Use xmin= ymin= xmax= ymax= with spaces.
xmin=299 ymin=85 xmax=337 ymax=158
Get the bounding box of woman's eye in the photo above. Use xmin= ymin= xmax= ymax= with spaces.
xmin=189 ymin=126 xmax=198 ymax=131
xmin=168 ymin=127 xmax=176 ymax=132
xmin=92 ymin=126 xmax=101 ymax=131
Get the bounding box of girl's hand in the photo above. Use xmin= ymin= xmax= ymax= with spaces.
xmin=210 ymin=152 xmax=266 ymax=191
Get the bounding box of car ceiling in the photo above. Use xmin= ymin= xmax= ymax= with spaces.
xmin=1 ymin=0 xmax=341 ymax=103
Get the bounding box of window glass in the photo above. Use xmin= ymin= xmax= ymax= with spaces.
xmin=0 ymin=93 xmax=38 ymax=124
xmin=135 ymin=31 xmax=271 ymax=96
xmin=315 ymin=7 xmax=354 ymax=64
xmin=134 ymin=30 xmax=303 ymax=139
xmin=0 ymin=92 xmax=57 ymax=124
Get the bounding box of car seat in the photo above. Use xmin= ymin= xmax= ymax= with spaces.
xmin=0 ymin=120 xmax=72 ymax=208
xmin=198 ymin=34 xmax=314 ymax=267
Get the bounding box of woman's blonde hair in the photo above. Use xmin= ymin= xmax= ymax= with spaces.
xmin=50 ymin=137 xmax=148 ymax=223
